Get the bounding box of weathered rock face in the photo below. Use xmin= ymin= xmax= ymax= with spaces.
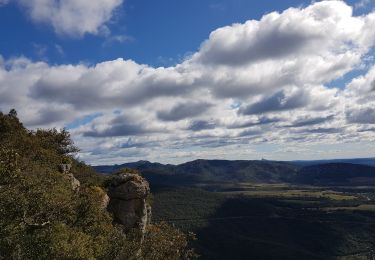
xmin=101 ymin=193 xmax=110 ymax=210
xmin=59 ymin=164 xmax=72 ymax=174
xmin=107 ymin=173 xmax=151 ymax=234
xmin=58 ymin=163 xmax=80 ymax=190
xmin=66 ymin=173 xmax=80 ymax=190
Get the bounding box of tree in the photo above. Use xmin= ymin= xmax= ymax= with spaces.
xmin=8 ymin=109 xmax=17 ymax=118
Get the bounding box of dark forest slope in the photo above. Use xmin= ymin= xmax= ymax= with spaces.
xmin=96 ymin=160 xmax=375 ymax=188
xmin=295 ymin=163 xmax=375 ymax=186
xmin=95 ymin=159 xmax=300 ymax=184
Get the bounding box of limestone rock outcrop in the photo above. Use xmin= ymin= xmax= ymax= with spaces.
xmin=59 ymin=163 xmax=80 ymax=190
xmin=101 ymin=193 xmax=110 ymax=210
xmin=107 ymin=173 xmax=151 ymax=234
xmin=59 ymin=163 xmax=72 ymax=174
xmin=66 ymin=173 xmax=80 ymax=190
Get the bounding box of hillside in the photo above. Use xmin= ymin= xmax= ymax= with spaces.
xmin=291 ymin=158 xmax=375 ymax=167
xmin=0 ymin=110 xmax=194 ymax=259
xmin=95 ymin=160 xmax=175 ymax=175
xmin=95 ymin=159 xmax=300 ymax=185
xmin=295 ymin=163 xmax=375 ymax=186
xmin=96 ymin=160 xmax=375 ymax=188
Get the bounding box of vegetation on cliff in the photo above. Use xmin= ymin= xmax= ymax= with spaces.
xmin=0 ymin=110 xmax=195 ymax=259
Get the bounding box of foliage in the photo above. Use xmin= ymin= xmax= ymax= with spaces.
xmin=0 ymin=110 xmax=195 ymax=260
xmin=118 ymin=223 xmax=197 ymax=260
xmin=0 ymin=137 xmax=125 ymax=258
xmin=140 ymin=223 xmax=197 ymax=260
xmin=72 ymin=160 xmax=109 ymax=187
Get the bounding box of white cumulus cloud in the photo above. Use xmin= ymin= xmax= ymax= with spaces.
xmin=1 ymin=1 xmax=375 ymax=163
xmin=1 ymin=0 xmax=123 ymax=36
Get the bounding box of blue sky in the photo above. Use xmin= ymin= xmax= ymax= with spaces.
xmin=0 ymin=0 xmax=300 ymax=65
xmin=1 ymin=0 xmax=372 ymax=66
xmin=1 ymin=0 xmax=375 ymax=164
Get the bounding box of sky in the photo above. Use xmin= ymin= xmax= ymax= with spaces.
xmin=1 ymin=0 xmax=375 ymax=165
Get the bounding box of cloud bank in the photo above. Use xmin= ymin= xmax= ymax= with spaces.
xmin=1 ymin=1 xmax=375 ymax=163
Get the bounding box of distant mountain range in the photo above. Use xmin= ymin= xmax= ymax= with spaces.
xmin=95 ymin=159 xmax=300 ymax=184
xmin=94 ymin=158 xmax=375 ymax=187
xmin=291 ymin=157 xmax=375 ymax=167
xmin=295 ymin=163 xmax=375 ymax=186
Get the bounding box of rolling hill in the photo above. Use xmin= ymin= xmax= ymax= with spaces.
xmin=95 ymin=159 xmax=300 ymax=185
xmin=291 ymin=157 xmax=375 ymax=167
xmin=95 ymin=160 xmax=375 ymax=187
xmin=295 ymin=163 xmax=375 ymax=186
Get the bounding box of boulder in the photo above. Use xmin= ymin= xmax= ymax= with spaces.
xmin=66 ymin=172 xmax=80 ymax=191
xmin=107 ymin=173 xmax=151 ymax=234
xmin=101 ymin=193 xmax=110 ymax=210
xmin=59 ymin=164 xmax=72 ymax=174
xmin=58 ymin=164 xmax=80 ymax=190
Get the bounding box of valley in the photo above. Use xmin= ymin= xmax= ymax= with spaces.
xmin=96 ymin=160 xmax=375 ymax=259
xmin=152 ymin=185 xmax=375 ymax=259
xmin=3 ymin=1 xmax=375 ymax=259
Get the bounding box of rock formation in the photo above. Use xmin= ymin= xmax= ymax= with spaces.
xmin=107 ymin=172 xmax=151 ymax=235
xmin=59 ymin=163 xmax=80 ymax=190
xmin=101 ymin=193 xmax=110 ymax=210
xmin=59 ymin=163 xmax=72 ymax=174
